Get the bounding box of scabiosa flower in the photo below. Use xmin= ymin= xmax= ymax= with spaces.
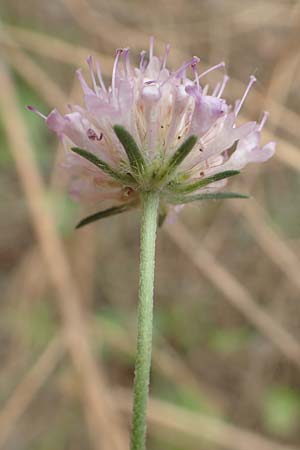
xmin=28 ymin=39 xmax=275 ymax=227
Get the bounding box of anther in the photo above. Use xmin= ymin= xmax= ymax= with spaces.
xmin=87 ymin=129 xmax=103 ymax=141
xmin=26 ymin=105 xmax=46 ymax=119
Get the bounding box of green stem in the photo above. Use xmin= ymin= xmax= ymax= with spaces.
xmin=130 ymin=191 xmax=160 ymax=450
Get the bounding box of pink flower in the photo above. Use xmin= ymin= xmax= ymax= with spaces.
xmin=28 ymin=39 xmax=275 ymax=226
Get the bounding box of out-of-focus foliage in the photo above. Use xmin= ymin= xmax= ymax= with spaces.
xmin=1 ymin=0 xmax=300 ymax=449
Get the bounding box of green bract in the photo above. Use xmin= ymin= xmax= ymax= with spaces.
xmin=113 ymin=125 xmax=146 ymax=179
xmin=73 ymin=126 xmax=248 ymax=228
xmin=71 ymin=147 xmax=134 ymax=185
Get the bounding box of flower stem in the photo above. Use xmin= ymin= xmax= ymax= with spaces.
xmin=130 ymin=191 xmax=160 ymax=450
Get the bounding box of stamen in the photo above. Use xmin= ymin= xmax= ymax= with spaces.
xmin=198 ymin=61 xmax=225 ymax=80
xmin=235 ymin=75 xmax=256 ymax=116
xmin=217 ymin=75 xmax=229 ymax=98
xmin=162 ymin=56 xmax=200 ymax=87
xmin=149 ymin=36 xmax=154 ymax=59
xmin=176 ymin=56 xmax=200 ymax=78
xmin=123 ymin=48 xmax=131 ymax=78
xmin=191 ymin=60 xmax=200 ymax=93
xmin=234 ymin=99 xmax=240 ymax=113
xmin=26 ymin=105 xmax=46 ymax=119
xmin=86 ymin=56 xmax=98 ymax=93
xmin=202 ymin=84 xmax=209 ymax=95
xmin=212 ymin=82 xmax=221 ymax=97
xmin=112 ymin=49 xmax=123 ymax=94
xmin=76 ymin=68 xmax=93 ymax=94
xmin=140 ymin=50 xmax=147 ymax=71
xmin=162 ymin=44 xmax=171 ymax=69
xmin=96 ymin=61 xmax=107 ymax=92
xmin=258 ymin=111 xmax=269 ymax=131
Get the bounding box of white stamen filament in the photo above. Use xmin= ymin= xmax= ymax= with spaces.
xmin=123 ymin=48 xmax=131 ymax=79
xmin=212 ymin=82 xmax=221 ymax=97
xmin=87 ymin=56 xmax=98 ymax=94
xmin=162 ymin=44 xmax=171 ymax=69
xmin=175 ymin=56 xmax=200 ymax=79
xmin=149 ymin=36 xmax=154 ymax=59
xmin=235 ymin=75 xmax=256 ymax=116
xmin=140 ymin=51 xmax=147 ymax=71
xmin=198 ymin=62 xmax=225 ymax=81
xmin=96 ymin=61 xmax=107 ymax=92
xmin=161 ymin=56 xmax=200 ymax=88
xmin=112 ymin=49 xmax=123 ymax=94
xmin=217 ymin=75 xmax=230 ymax=98
xmin=192 ymin=62 xmax=200 ymax=93
xmin=202 ymin=84 xmax=209 ymax=95
xmin=76 ymin=68 xmax=92 ymax=93
xmin=258 ymin=111 xmax=269 ymax=131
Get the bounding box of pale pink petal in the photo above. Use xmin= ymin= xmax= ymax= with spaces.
xmin=46 ymin=109 xmax=65 ymax=136
xmin=35 ymin=44 xmax=275 ymax=211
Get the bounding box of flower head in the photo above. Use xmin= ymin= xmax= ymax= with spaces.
xmin=28 ymin=39 xmax=275 ymax=227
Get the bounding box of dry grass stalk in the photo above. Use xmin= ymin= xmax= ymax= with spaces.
xmin=165 ymin=221 xmax=300 ymax=369
xmin=1 ymin=47 xmax=65 ymax=108
xmin=0 ymin=24 xmax=111 ymax=69
xmin=0 ymin=64 xmax=127 ymax=450
xmin=237 ymin=201 xmax=300 ymax=293
xmin=5 ymin=248 xmax=227 ymax=418
xmin=0 ymin=337 xmax=63 ymax=448
xmin=117 ymin=388 xmax=298 ymax=450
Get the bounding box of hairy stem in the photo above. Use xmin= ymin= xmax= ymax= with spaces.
xmin=130 ymin=191 xmax=160 ymax=450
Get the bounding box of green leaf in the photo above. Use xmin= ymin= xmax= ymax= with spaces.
xmin=160 ymin=135 xmax=197 ymax=181
xmin=113 ymin=125 xmax=146 ymax=177
xmin=76 ymin=203 xmax=135 ymax=229
xmin=153 ymin=379 xmax=220 ymax=417
xmin=262 ymin=385 xmax=300 ymax=436
xmin=71 ymin=147 xmax=132 ymax=184
xmin=170 ymin=170 xmax=240 ymax=194
xmin=208 ymin=327 xmax=252 ymax=354
xmin=168 ymin=191 xmax=249 ymax=204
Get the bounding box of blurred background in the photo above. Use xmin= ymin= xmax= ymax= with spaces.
xmin=1 ymin=0 xmax=300 ymax=449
